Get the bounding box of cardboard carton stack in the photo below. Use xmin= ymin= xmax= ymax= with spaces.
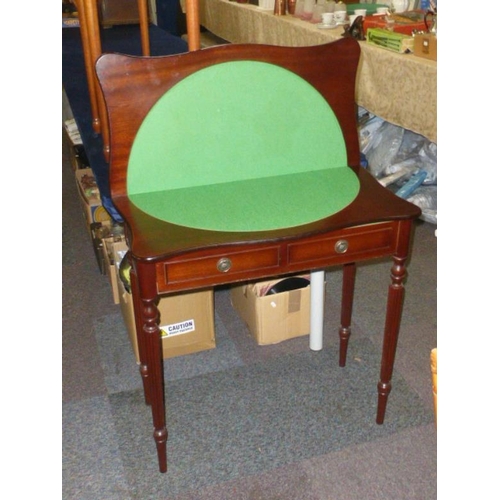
xmin=75 ymin=168 xmax=112 ymax=230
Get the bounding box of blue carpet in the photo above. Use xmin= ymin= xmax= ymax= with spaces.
xmin=108 ymin=337 xmax=433 ymax=499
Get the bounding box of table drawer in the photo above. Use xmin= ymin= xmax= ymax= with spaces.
xmin=288 ymin=224 xmax=395 ymax=265
xmin=158 ymin=246 xmax=281 ymax=288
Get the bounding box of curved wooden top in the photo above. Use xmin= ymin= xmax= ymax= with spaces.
xmin=96 ymin=38 xmax=420 ymax=261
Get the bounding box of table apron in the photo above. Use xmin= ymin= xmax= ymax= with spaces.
xmin=155 ymin=221 xmax=399 ymax=293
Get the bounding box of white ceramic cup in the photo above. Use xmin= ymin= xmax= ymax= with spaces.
xmin=349 ymin=14 xmax=358 ymax=25
xmin=333 ymin=10 xmax=347 ymax=22
xmin=354 ymin=8 xmax=367 ymax=16
xmin=321 ymin=12 xmax=335 ymax=24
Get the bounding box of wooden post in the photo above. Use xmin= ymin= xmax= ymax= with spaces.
xmin=185 ymin=0 xmax=201 ymax=50
xmin=137 ymin=0 xmax=151 ymax=55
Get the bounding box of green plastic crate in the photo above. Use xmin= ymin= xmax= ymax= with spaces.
xmin=366 ymin=27 xmax=415 ymax=53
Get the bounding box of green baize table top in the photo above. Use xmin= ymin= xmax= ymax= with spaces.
xmin=128 ymin=60 xmax=360 ymax=232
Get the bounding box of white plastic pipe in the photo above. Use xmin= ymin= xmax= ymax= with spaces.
xmin=309 ymin=270 xmax=324 ymax=351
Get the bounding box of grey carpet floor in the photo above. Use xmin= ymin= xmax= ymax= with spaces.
xmin=62 ymin=132 xmax=437 ymax=499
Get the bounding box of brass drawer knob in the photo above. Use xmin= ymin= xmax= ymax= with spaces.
xmin=217 ymin=257 xmax=232 ymax=273
xmin=334 ymin=239 xmax=349 ymax=254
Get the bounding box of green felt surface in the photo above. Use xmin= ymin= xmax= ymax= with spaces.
xmin=130 ymin=167 xmax=360 ymax=232
xmin=128 ymin=60 xmax=360 ymax=231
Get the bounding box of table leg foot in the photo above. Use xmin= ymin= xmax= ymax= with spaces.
xmin=376 ymin=381 xmax=391 ymax=424
xmin=154 ymin=428 xmax=168 ymax=473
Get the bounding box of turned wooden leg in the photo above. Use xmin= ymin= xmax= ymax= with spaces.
xmin=141 ymin=296 xmax=168 ymax=472
xmin=136 ymin=262 xmax=168 ymax=473
xmin=80 ymin=0 xmax=103 ymax=132
xmin=74 ymin=0 xmax=101 ymax=134
xmin=129 ymin=261 xmax=151 ymax=406
xmin=339 ymin=262 xmax=356 ymax=367
xmin=137 ymin=0 xmax=151 ymax=56
xmin=376 ymin=220 xmax=413 ymax=424
xmin=81 ymin=0 xmax=110 ymax=159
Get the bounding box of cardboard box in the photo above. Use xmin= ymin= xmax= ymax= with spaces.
xmin=63 ymin=120 xmax=86 ymax=171
xmin=64 ymin=118 xmax=82 ymax=146
xmin=103 ymin=236 xmax=119 ymax=303
xmin=102 ymin=234 xmax=126 ymax=304
xmin=75 ymin=168 xmax=112 ymax=228
xmin=230 ymin=276 xmax=316 ymax=345
xmin=90 ymin=222 xmax=108 ymax=275
xmin=112 ymin=241 xmax=216 ymax=362
xmin=413 ymin=33 xmax=437 ymax=61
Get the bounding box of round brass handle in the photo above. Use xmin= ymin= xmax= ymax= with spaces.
xmin=334 ymin=239 xmax=349 ymax=254
xmin=217 ymin=257 xmax=232 ymax=273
